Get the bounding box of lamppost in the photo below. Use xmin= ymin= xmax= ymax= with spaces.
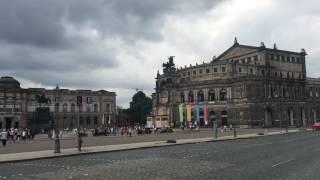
xmin=54 ymin=85 xmax=61 ymax=153
xmin=76 ymin=96 xmax=82 ymax=152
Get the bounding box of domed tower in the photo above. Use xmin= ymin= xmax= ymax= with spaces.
xmin=0 ymin=76 xmax=20 ymax=89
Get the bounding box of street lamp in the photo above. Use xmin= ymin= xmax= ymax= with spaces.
xmin=54 ymin=85 xmax=61 ymax=153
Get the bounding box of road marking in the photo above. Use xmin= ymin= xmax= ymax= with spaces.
xmin=271 ymin=159 xmax=295 ymax=168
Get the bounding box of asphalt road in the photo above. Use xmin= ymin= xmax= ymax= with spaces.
xmin=0 ymin=131 xmax=319 ymax=180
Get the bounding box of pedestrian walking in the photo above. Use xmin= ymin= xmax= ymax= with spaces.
xmin=78 ymin=132 xmax=83 ymax=152
xmin=0 ymin=129 xmax=8 ymax=147
xmin=22 ymin=129 xmax=27 ymax=143
xmin=128 ymin=127 xmax=132 ymax=137
xmin=17 ymin=128 xmax=21 ymax=142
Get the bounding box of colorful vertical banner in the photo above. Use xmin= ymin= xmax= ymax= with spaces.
xmin=186 ymin=104 xmax=192 ymax=122
xmin=178 ymin=104 xmax=184 ymax=122
xmin=195 ymin=104 xmax=200 ymax=122
xmin=203 ymin=105 xmax=208 ymax=125
xmin=87 ymin=96 xmax=93 ymax=104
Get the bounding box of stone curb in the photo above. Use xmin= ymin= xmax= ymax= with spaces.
xmin=0 ymin=129 xmax=311 ymax=164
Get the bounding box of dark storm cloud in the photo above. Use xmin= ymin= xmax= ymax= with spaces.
xmin=0 ymin=1 xmax=68 ymax=48
xmin=0 ymin=0 xmax=222 ymax=86
xmin=65 ymin=0 xmax=222 ymax=42
xmin=0 ymin=0 xmax=222 ymax=48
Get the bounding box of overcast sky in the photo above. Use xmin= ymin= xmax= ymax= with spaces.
xmin=1 ymin=0 xmax=319 ymax=108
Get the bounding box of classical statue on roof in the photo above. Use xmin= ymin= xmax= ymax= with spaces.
xmin=162 ymin=56 xmax=176 ymax=73
xmin=36 ymin=94 xmax=51 ymax=105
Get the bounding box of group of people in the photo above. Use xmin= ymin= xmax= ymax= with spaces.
xmin=92 ymin=125 xmax=153 ymax=137
xmin=0 ymin=128 xmax=35 ymax=147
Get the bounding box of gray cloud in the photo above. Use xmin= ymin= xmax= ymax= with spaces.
xmin=1 ymin=0 xmax=319 ymax=108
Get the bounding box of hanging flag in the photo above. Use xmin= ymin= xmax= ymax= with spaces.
xmin=76 ymin=96 xmax=82 ymax=106
xmin=203 ymin=105 xmax=208 ymax=125
xmin=186 ymin=104 xmax=192 ymax=122
xmin=178 ymin=104 xmax=184 ymax=122
xmin=87 ymin=96 xmax=93 ymax=104
xmin=195 ymin=104 xmax=200 ymax=122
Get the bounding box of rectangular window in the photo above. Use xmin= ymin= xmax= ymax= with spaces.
xmin=253 ymin=55 xmax=258 ymax=61
xmin=281 ymin=56 xmax=285 ymax=62
xmin=187 ymin=72 xmax=190 ymax=76
xmin=250 ymin=69 xmax=253 ymax=74
xmin=86 ymin=117 xmax=91 ymax=125
xmin=206 ymin=69 xmax=210 ymax=73
xmin=80 ymin=117 xmax=84 ymax=125
xmin=221 ymin=67 xmax=226 ymax=72
xmin=199 ymin=69 xmax=202 ymax=74
xmin=106 ymin=104 xmax=110 ymax=112
xmin=213 ymin=68 xmax=218 ymax=72
xmin=291 ymin=57 xmax=296 ymax=63
xmin=287 ymin=56 xmax=290 ymax=62
xmin=193 ymin=70 xmax=196 ymax=75
xmin=238 ymin=67 xmax=242 ymax=73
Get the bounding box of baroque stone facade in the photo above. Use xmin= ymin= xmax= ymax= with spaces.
xmin=0 ymin=76 xmax=116 ymax=129
xmin=151 ymin=39 xmax=320 ymax=128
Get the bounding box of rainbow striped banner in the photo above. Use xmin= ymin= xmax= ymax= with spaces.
xmin=195 ymin=104 xmax=200 ymax=122
xmin=202 ymin=105 xmax=208 ymax=125
xmin=186 ymin=104 xmax=192 ymax=122
xmin=178 ymin=104 xmax=184 ymax=122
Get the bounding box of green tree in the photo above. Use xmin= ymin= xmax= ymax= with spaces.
xmin=127 ymin=91 xmax=152 ymax=125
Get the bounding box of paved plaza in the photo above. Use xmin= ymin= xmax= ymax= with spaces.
xmin=0 ymin=128 xmax=289 ymax=154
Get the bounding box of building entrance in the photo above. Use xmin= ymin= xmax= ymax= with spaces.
xmin=221 ymin=110 xmax=228 ymax=126
xmin=5 ymin=117 xmax=12 ymax=129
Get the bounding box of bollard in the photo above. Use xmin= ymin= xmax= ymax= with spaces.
xmin=215 ymin=126 xmax=218 ymax=139
xmin=213 ymin=122 xmax=218 ymax=139
xmin=233 ymin=127 xmax=237 ymax=138
xmin=78 ymin=133 xmax=83 ymax=152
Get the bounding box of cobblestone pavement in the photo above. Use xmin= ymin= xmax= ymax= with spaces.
xmin=0 ymin=128 xmax=283 ymax=154
xmin=0 ymin=131 xmax=318 ymax=180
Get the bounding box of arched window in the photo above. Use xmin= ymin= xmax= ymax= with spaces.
xmin=180 ymin=92 xmax=185 ymax=103
xmin=220 ymin=89 xmax=227 ymax=101
xmin=188 ymin=91 xmax=194 ymax=102
xmin=209 ymin=111 xmax=215 ymax=121
xmin=94 ymin=104 xmax=98 ymax=112
xmin=71 ymin=103 xmax=75 ymax=112
xmin=208 ymin=90 xmax=215 ymax=101
xmin=63 ymin=103 xmax=68 ymax=112
xmin=198 ymin=90 xmax=204 ymax=102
